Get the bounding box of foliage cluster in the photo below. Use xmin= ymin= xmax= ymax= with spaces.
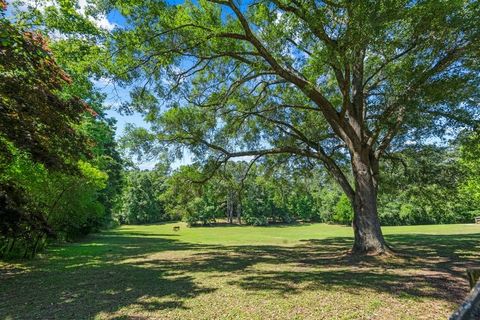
xmin=113 ymin=164 xmax=168 ymax=224
xmin=0 ymin=6 xmax=122 ymax=258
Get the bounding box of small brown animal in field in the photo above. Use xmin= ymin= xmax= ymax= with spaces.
xmin=173 ymin=226 xmax=180 ymax=231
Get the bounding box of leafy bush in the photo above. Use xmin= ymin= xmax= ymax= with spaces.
xmin=332 ymin=195 xmax=353 ymax=225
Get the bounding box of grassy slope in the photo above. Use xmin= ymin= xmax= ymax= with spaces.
xmin=1 ymin=223 xmax=479 ymax=320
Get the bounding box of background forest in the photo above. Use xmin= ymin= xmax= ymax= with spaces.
xmin=117 ymin=140 xmax=480 ymax=227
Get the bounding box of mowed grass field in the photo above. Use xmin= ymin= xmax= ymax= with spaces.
xmin=1 ymin=223 xmax=480 ymax=320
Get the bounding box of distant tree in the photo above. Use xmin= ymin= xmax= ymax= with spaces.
xmin=457 ymin=130 xmax=480 ymax=218
xmin=115 ymin=166 xmax=168 ymax=224
xmin=161 ymin=164 xmax=221 ymax=226
xmin=217 ymin=161 xmax=254 ymax=224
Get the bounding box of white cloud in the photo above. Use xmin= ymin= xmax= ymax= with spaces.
xmin=12 ymin=0 xmax=55 ymax=11
xmin=16 ymin=0 xmax=116 ymax=31
xmin=77 ymin=0 xmax=116 ymax=31
xmin=138 ymin=161 xmax=158 ymax=171
xmin=92 ymin=76 xmax=113 ymax=87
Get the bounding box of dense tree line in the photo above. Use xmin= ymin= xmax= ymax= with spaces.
xmin=115 ymin=134 xmax=480 ymax=227
xmin=0 ymin=3 xmax=122 ymax=258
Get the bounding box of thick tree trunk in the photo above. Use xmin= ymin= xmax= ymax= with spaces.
xmin=350 ymin=151 xmax=390 ymax=255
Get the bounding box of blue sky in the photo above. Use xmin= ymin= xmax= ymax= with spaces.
xmin=100 ymin=7 xmax=194 ymax=170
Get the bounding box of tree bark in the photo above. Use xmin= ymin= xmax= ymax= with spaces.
xmin=236 ymin=192 xmax=242 ymax=224
xmin=227 ymin=191 xmax=234 ymax=224
xmin=350 ymin=150 xmax=390 ymax=255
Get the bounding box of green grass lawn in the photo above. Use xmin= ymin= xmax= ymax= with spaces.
xmin=1 ymin=223 xmax=479 ymax=319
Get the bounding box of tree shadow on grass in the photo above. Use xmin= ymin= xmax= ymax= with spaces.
xmin=0 ymin=236 xmax=217 ymax=319
xmin=1 ymin=231 xmax=479 ymax=318
xmin=125 ymin=233 xmax=480 ymax=304
xmin=386 ymin=233 xmax=480 ymax=269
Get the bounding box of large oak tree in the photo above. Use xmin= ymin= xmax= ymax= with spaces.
xmin=102 ymin=0 xmax=479 ymax=254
